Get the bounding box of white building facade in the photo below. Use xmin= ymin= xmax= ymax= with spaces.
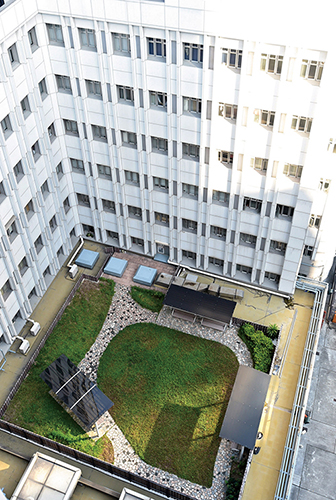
xmin=0 ymin=0 xmax=336 ymax=346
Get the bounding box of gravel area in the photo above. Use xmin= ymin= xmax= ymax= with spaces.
xmin=79 ymin=282 xmax=253 ymax=500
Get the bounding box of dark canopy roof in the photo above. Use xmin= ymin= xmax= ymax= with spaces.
xmin=219 ymin=365 xmax=270 ymax=449
xmin=40 ymin=354 xmax=113 ymax=428
xmin=164 ymin=284 xmax=236 ymax=324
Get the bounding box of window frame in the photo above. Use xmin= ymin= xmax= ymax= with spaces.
xmin=240 ymin=232 xmax=257 ymax=248
xmin=153 ymin=176 xmax=169 ymax=191
xmin=49 ymin=214 xmax=57 ymax=233
xmin=118 ymin=85 xmax=134 ymax=104
xmin=264 ymin=271 xmax=280 ymax=283
xmin=112 ymin=33 xmax=131 ymax=55
xmin=155 ymin=212 xmax=169 ymax=226
xmin=121 ymin=130 xmax=137 ymax=148
xmin=218 ymin=103 xmax=238 ymax=120
xmin=128 ymin=205 xmax=142 ymax=219
xmin=78 ymin=27 xmax=97 ymax=51
xmin=34 ymin=234 xmax=44 ymax=253
xmin=182 ymin=183 xmax=198 ymax=198
xmin=300 ymin=59 xmax=324 ymax=82
xmin=28 ymin=27 xmax=39 ymax=52
xmin=13 ymin=160 xmax=24 ymax=182
xmin=243 ymin=197 xmax=262 ymax=212
xmin=182 ymin=218 xmax=197 ymax=233
xmin=70 ymin=158 xmax=85 ymax=173
xmin=254 ymin=109 xmax=275 ymax=127
xmin=182 ymin=249 xmax=196 ymax=261
xmin=210 ymin=225 xmax=226 ymax=240
xmin=56 ymin=74 xmax=72 ymax=94
xmin=56 ymin=162 xmax=64 ymax=179
xmin=209 ymin=256 xmax=224 ymax=268
xmin=218 ymin=150 xmax=234 ymax=166
xmin=24 ymin=199 xmax=35 ymax=220
xmin=276 ymin=204 xmax=295 ymax=219
xmin=41 ymin=179 xmax=50 ymax=199
xmin=92 ymin=124 xmax=107 ymax=142
xmin=183 ymin=96 xmax=202 ymax=115
xmin=251 ymin=157 xmax=268 ymax=173
xmin=183 ymin=43 xmax=203 ymax=64
xmin=270 ymin=239 xmax=287 ymax=255
xmin=31 ymin=141 xmax=41 ymax=162
xmin=236 ymin=263 xmax=252 ymax=275
xmin=97 ymin=164 xmax=112 ymax=180
xmin=222 ymin=48 xmax=242 ymax=69
xmin=309 ymin=214 xmax=321 ymax=228
xmin=102 ymin=199 xmax=116 ymax=213
xmin=125 ymin=170 xmax=140 ymax=185
xmin=46 ymin=23 xmax=64 ymax=46
xmin=182 ymin=142 xmax=200 ymax=160
xmin=20 ymin=96 xmax=31 ymax=119
xmin=1 ymin=114 xmax=13 ymax=139
xmin=291 ymin=115 xmax=313 ymax=134
xmin=38 ymin=78 xmax=48 ymax=100
xmin=1 ymin=279 xmax=13 ymax=301
xmin=150 ymin=90 xmax=167 ymax=109
xmin=260 ymin=53 xmax=283 ymax=75
xmin=77 ymin=193 xmax=90 ymax=207
xmin=63 ymin=196 xmax=70 ymax=213
xmin=8 ymin=43 xmax=19 ymax=67
xmin=151 ymin=136 xmax=168 ymax=154
xmin=6 ymin=220 xmax=18 ymax=243
xmin=63 ymin=119 xmax=79 ymax=137
xmin=86 ymin=80 xmax=102 ymax=99
xmin=148 ymin=37 xmax=166 ymax=58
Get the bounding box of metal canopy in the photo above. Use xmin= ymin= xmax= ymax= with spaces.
xmin=164 ymin=284 xmax=236 ymax=323
xmin=219 ymin=365 xmax=270 ymax=449
xmin=40 ymin=354 xmax=113 ymax=428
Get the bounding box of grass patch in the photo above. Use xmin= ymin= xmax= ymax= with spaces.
xmin=130 ymin=286 xmax=164 ymax=312
xmin=3 ymin=278 xmax=115 ymax=460
xmin=97 ymin=323 xmax=239 ymax=486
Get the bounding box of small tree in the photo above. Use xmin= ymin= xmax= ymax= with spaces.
xmin=267 ymin=324 xmax=279 ymax=340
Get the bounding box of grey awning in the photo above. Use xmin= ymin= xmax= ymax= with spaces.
xmin=219 ymin=365 xmax=270 ymax=449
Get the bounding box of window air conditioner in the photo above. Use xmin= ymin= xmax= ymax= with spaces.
xmin=157 ymin=246 xmax=165 ymax=254
xmin=69 ymin=264 xmax=78 ymax=279
xmin=269 ymin=276 xmax=276 ymax=282
xmin=214 ymin=262 xmax=220 ymax=267
xmin=30 ymin=321 xmax=40 ymax=336
xmin=242 ymin=269 xmax=247 ymax=274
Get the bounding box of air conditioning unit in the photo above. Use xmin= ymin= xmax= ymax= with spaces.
xmin=19 ymin=339 xmax=30 ymax=355
xmin=157 ymin=246 xmax=165 ymax=254
xmin=69 ymin=264 xmax=78 ymax=279
xmin=30 ymin=321 xmax=40 ymax=336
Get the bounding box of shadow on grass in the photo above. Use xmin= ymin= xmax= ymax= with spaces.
xmin=144 ymin=403 xmax=201 ymax=476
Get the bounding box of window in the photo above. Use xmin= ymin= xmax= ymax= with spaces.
xmin=155 ymin=212 xmax=169 ymax=226
xmin=121 ymin=130 xmax=137 ymax=147
xmin=148 ymin=38 xmax=166 ymax=58
xmin=38 ymin=78 xmax=48 ymax=100
xmin=283 ymin=164 xmax=303 ymax=179
xmin=1 ymin=280 xmax=13 ymax=301
xmin=260 ymin=54 xmax=283 ymax=75
xmin=182 ymin=219 xmax=197 ymax=233
xmin=63 ymin=196 xmax=70 ymax=213
xmin=182 ymin=250 xmax=196 ymax=261
xmin=46 ymin=24 xmax=64 ymax=45
xmin=57 ymin=246 xmax=64 ymax=258
xmin=6 ymin=220 xmax=18 ymax=242
xmin=86 ymin=80 xmax=102 ymax=99
xmin=28 ymin=27 xmax=38 ymax=52
xmin=107 ymin=230 xmax=118 ymax=240
xmin=291 ymin=116 xmax=312 ymax=134
xmin=112 ymin=33 xmax=131 ymax=55
xmin=243 ymin=197 xmax=262 ymax=212
xmin=270 ymin=240 xmax=287 ymax=255
xmin=63 ymin=119 xmax=79 ymax=136
xmin=82 ymin=224 xmax=94 ymax=237
xmin=56 ymin=75 xmax=72 ymax=93
xmin=78 ymin=28 xmax=96 ymax=50
xmin=276 ymin=204 xmax=294 ymax=219
xmin=153 ymin=176 xmax=169 ymax=191
xmin=254 ymin=109 xmax=275 ymax=127
xmin=182 ymin=143 xmax=200 ymax=160
xmin=1 ymin=115 xmax=13 ymax=138
xmin=118 ymin=85 xmax=134 ymax=103
xmin=303 ymin=245 xmax=314 ymax=258
xmin=210 ymin=226 xmax=226 ymax=240
xmin=128 ymin=205 xmax=142 ymax=218
xmin=102 ymin=199 xmax=116 ymax=212
xmin=251 ymin=157 xmax=268 ymax=172
xmin=236 ymin=264 xmax=252 ymax=275
xmin=43 ymin=266 xmax=51 ymax=278
xmin=209 ymin=257 xmax=224 ymax=268
xmin=24 ymin=199 xmax=35 ymax=219
xmin=28 ymin=287 xmax=37 ymax=300
xmin=12 ymin=309 xmax=22 ymax=325
xmin=56 ymin=162 xmax=64 ymax=179
xmin=318 ymin=178 xmax=330 ymax=192
xmin=300 ymin=60 xmax=324 ymax=81
xmin=92 ymin=125 xmax=107 ymax=142
xmin=18 ymin=257 xmax=28 ymax=276
xmin=240 ymin=233 xmax=257 ymax=248
xmin=150 ymin=91 xmax=167 ymax=109
xmin=97 ymin=164 xmax=112 ymax=180
xmin=125 ymin=170 xmax=140 ymax=185
xmin=31 ymin=141 xmax=41 ymax=161
xmin=41 ymin=180 xmax=49 ymax=198
xmin=183 ymin=96 xmax=202 ymax=114
xmin=77 ymin=193 xmax=90 ymax=207
xmin=222 ymin=48 xmax=242 ymax=69
xmin=48 ymin=122 xmax=56 ymax=142
xmin=13 ymin=161 xmax=24 ymax=182
xmin=218 ymin=103 xmax=237 ymax=120
xmin=8 ymin=43 xmax=19 ymax=67
xmin=34 ymin=234 xmax=43 ymax=253
xmin=309 ymin=214 xmax=321 ymax=228
xmin=21 ymin=96 xmax=31 ymax=118
xmin=70 ymin=158 xmax=84 ymax=173
xmin=182 ymin=183 xmax=198 ymax=198
xmin=183 ymin=43 xmax=203 ymax=64
xmin=49 ymin=215 xmax=57 ymax=232
xmin=131 ymin=236 xmax=144 ymax=247
xmin=218 ymin=150 xmax=234 ymax=165
xmin=0 ymin=181 xmax=6 ymax=203
xmin=152 ymin=136 xmax=168 ymax=153
xmin=265 ymin=271 xmax=280 ymax=283
xmin=212 ymin=190 xmax=229 ymax=205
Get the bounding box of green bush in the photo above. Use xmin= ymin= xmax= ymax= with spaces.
xmin=225 ymin=477 xmax=242 ymax=500
xmin=267 ymin=323 xmax=279 ymax=340
xmin=130 ymin=286 xmax=164 ymax=312
xmin=239 ymin=323 xmax=274 ymax=373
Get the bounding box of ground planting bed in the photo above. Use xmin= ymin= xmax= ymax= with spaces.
xmin=98 ymin=322 xmax=239 ymax=486
xmin=3 ymin=279 xmax=115 ymax=460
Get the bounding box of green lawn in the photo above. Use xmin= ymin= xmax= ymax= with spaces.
xmin=130 ymin=286 xmax=165 ymax=312
xmin=3 ymin=278 xmax=115 ymax=460
xmin=97 ymin=323 xmax=239 ymax=486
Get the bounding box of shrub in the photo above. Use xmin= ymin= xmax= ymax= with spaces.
xmin=130 ymin=286 xmax=164 ymax=312
xmin=239 ymin=323 xmax=274 ymax=373
xmin=267 ymin=323 xmax=279 ymax=340
xmin=225 ymin=477 xmax=242 ymax=499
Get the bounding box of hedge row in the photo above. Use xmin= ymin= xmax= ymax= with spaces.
xmin=238 ymin=323 xmax=275 ymax=373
